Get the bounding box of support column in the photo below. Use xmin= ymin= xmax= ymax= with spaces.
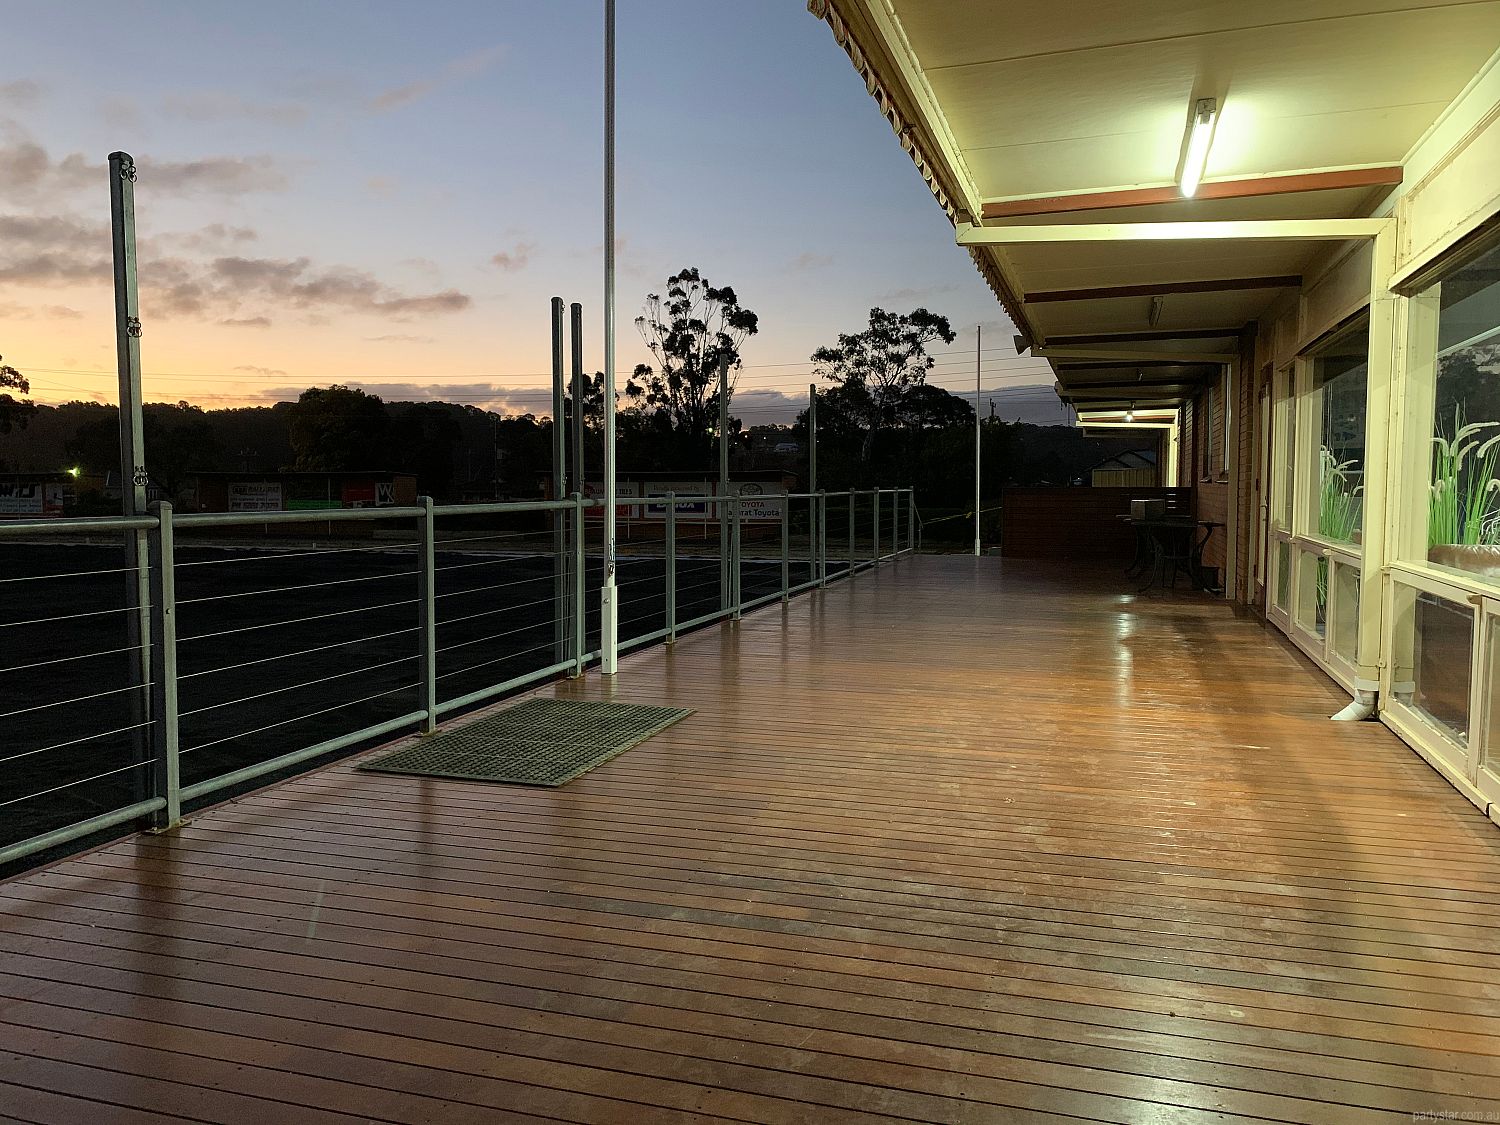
xmin=110 ymin=151 xmax=153 ymax=816
xmin=718 ymin=355 xmax=731 ymax=613
xmin=551 ymin=298 xmax=568 ymax=665
xmin=1359 ymin=221 xmax=1399 ymax=698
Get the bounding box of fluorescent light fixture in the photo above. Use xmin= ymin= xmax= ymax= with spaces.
xmin=1178 ymin=97 xmax=1218 ymax=198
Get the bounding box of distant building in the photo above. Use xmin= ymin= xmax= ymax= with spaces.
xmin=1088 ymin=449 xmax=1160 ymax=488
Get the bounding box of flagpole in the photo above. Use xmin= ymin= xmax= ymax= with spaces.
xmin=600 ymin=0 xmax=619 ymax=674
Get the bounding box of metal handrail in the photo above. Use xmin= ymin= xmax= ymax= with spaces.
xmin=0 ymin=485 xmax=918 ymax=867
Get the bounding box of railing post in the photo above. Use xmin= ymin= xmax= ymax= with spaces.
xmin=572 ymin=493 xmax=586 ymax=677
xmin=848 ymin=490 xmax=856 ymax=571
xmin=817 ymin=490 xmax=828 ymax=586
xmin=872 ymin=489 xmax=881 ymax=565
xmin=665 ymin=492 xmax=677 ymax=642
xmin=731 ymin=495 xmax=743 ymax=620
xmin=416 ymin=496 xmax=437 ymax=734
xmin=145 ymin=501 xmax=181 ymax=832
xmin=906 ymin=488 xmax=916 ymax=555
xmin=780 ymin=492 xmax=790 ymax=601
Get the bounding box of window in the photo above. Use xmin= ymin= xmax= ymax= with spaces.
xmin=1416 ymin=242 xmax=1500 ymax=578
xmin=1306 ymin=319 xmax=1369 ymax=546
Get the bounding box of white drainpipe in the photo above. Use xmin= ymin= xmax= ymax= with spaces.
xmin=1331 ymin=687 xmax=1378 ymax=722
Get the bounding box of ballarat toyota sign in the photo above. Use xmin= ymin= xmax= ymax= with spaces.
xmin=0 ymin=481 xmax=64 ymax=517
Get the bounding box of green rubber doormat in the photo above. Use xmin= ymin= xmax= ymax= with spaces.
xmin=358 ymin=698 xmax=693 ymax=787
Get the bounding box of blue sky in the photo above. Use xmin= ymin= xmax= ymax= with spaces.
xmin=0 ymin=1 xmax=1063 ymax=423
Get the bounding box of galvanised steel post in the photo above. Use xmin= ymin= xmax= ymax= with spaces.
xmin=110 ymin=151 xmax=153 ymax=810
xmin=145 ymin=501 xmax=180 ymax=831
xmin=818 ymin=490 xmax=828 ymax=586
xmin=718 ymin=355 xmax=730 ymax=613
xmin=572 ymin=493 xmax=586 ymax=677
xmin=730 ymin=495 xmax=742 ymax=620
xmin=551 ymin=297 xmax=568 ymax=665
xmin=569 ymin=302 xmax=586 ymax=501
xmin=665 ymin=492 xmax=677 ymax=642
xmin=974 ymin=324 xmax=983 ymax=557
xmin=416 ymin=496 xmax=437 ymax=735
xmin=848 ymin=490 xmax=856 ymax=570
xmin=780 ymin=493 xmax=790 ymax=601
xmin=808 ymin=382 xmax=818 ymax=494
xmin=872 ymin=489 xmax=881 ymax=565
xmin=907 ymin=487 xmax=916 ymax=555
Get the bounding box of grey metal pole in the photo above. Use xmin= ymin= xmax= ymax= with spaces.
xmin=718 ymin=354 xmax=730 ymax=613
xmin=780 ymin=496 xmax=790 ymax=601
xmin=730 ymin=495 xmax=742 ymax=620
xmin=665 ymin=492 xmax=677 ymax=642
xmin=110 ymin=151 xmax=153 ymax=811
xmin=570 ymin=301 xmax=586 ymax=499
xmin=600 ymin=0 xmax=619 ymax=675
xmin=146 ymin=500 xmax=180 ymax=832
xmin=551 ymin=298 xmax=567 ymax=665
xmin=873 ymin=489 xmax=880 ymax=564
xmin=572 ymin=493 xmax=586 ymax=677
xmin=848 ymin=490 xmax=856 ymax=570
xmin=907 ymin=487 xmax=916 ymax=555
xmin=818 ymin=490 xmax=828 ymax=587
xmin=974 ymin=324 xmax=983 ymax=557
xmin=808 ymin=383 xmax=817 ymax=494
xmin=416 ymin=496 xmax=437 ymax=735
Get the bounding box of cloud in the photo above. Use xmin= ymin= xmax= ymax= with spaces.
xmin=788 ymin=252 xmax=832 ymax=272
xmin=0 ymin=213 xmax=471 ymax=324
xmin=153 ymin=223 xmax=260 ymax=254
xmin=491 ymin=241 xmax=535 ymax=271
xmin=0 ymin=301 xmax=83 ymax=320
xmin=0 ymin=141 xmax=287 ymax=202
xmin=0 ymin=80 xmax=41 ymax=107
xmin=876 ymin=283 xmax=960 ymax=302
xmin=233 ymin=365 xmax=287 ymax=378
xmin=0 ymin=214 xmax=112 ymax=284
xmin=161 ymin=92 xmax=308 ymax=126
xmin=366 ymin=334 xmax=435 ymax=344
xmin=258 ymin=381 xmax=554 ymax=415
xmin=369 ymin=45 xmax=507 ymax=112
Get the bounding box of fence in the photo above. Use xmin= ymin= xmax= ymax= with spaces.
xmin=0 ymin=487 xmax=916 ymax=867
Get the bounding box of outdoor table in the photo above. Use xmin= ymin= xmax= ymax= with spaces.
xmin=1128 ymin=517 xmax=1221 ymax=592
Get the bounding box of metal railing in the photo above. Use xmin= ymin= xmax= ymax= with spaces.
xmin=0 ymin=487 xmax=916 ymax=866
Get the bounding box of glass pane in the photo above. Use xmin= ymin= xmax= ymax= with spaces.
xmin=1423 ymin=243 xmax=1500 ymax=577
xmin=1331 ymin=561 xmax=1360 ymax=664
xmin=1483 ymin=624 xmax=1500 ymax=774
xmin=1274 ymin=540 xmax=1291 ymax=612
xmin=1310 ymin=325 xmax=1368 ymax=545
xmin=1295 ymin=549 xmax=1327 ymax=638
xmin=1394 ymin=588 xmax=1473 ymax=743
xmin=1274 ymin=383 xmax=1295 ymax=532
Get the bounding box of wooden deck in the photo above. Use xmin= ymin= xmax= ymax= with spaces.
xmin=3 ymin=555 xmax=1500 ymax=1124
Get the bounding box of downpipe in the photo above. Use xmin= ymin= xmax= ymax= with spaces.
xmin=1331 ymin=687 xmax=1377 ymax=722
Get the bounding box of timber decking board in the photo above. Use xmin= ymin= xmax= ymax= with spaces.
xmin=2 ymin=556 xmax=1499 ymax=1123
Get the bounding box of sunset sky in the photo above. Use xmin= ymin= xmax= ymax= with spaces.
xmin=0 ymin=0 xmax=1062 ymax=426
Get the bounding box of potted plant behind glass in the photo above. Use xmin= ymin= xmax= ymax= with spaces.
xmin=1428 ymin=407 xmax=1500 ymax=577
xmin=1316 ymin=446 xmax=1362 ymax=619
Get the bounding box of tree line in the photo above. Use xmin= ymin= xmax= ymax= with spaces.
xmin=1 ymin=266 xmax=1144 ymax=514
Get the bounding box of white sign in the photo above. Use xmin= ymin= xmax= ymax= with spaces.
xmin=0 ymin=482 xmax=44 ymax=515
xmin=228 ymin=481 xmax=283 ymax=512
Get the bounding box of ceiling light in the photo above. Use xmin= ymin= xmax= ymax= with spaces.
xmin=1178 ymin=97 xmax=1218 ymax=198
